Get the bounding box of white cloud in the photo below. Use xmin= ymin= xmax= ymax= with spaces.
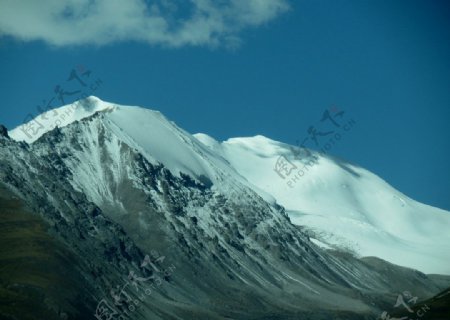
xmin=0 ymin=0 xmax=289 ymax=48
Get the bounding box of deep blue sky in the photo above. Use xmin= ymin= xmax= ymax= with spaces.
xmin=1 ymin=0 xmax=449 ymax=210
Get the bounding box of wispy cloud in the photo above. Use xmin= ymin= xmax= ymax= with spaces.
xmin=0 ymin=0 xmax=289 ymax=48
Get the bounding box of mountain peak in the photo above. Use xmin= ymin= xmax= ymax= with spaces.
xmin=10 ymin=98 xmax=229 ymax=187
xmin=75 ymin=95 xmax=104 ymax=110
xmin=6 ymin=97 xmax=450 ymax=275
xmin=9 ymin=96 xmax=118 ymax=143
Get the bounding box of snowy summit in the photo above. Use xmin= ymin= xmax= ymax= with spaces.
xmin=10 ymin=96 xmax=450 ymax=275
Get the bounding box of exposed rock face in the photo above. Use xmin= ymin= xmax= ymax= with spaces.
xmin=0 ymin=124 xmax=8 ymax=138
xmin=0 ymin=108 xmax=449 ymax=319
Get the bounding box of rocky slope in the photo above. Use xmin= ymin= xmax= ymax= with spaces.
xmin=0 ymin=97 xmax=449 ymax=319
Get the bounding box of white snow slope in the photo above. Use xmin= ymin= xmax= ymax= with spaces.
xmin=10 ymin=96 xmax=450 ymax=275
xmin=194 ymin=134 xmax=450 ymax=275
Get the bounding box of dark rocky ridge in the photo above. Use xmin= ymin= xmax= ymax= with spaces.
xmin=0 ymin=124 xmax=9 ymax=138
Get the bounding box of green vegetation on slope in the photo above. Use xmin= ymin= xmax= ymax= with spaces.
xmin=0 ymin=184 xmax=94 ymax=320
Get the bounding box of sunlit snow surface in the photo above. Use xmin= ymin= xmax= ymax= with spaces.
xmin=10 ymin=96 xmax=450 ymax=275
xmin=198 ymin=134 xmax=450 ymax=275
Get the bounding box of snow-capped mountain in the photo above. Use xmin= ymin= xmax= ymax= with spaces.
xmin=12 ymin=96 xmax=449 ymax=275
xmin=193 ymin=134 xmax=450 ymax=275
xmin=2 ymin=96 xmax=449 ymax=319
xmin=10 ymin=97 xmax=265 ymax=199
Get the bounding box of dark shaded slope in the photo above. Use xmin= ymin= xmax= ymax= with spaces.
xmin=0 ymin=184 xmax=95 ymax=320
xmin=389 ymin=287 xmax=450 ymax=320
